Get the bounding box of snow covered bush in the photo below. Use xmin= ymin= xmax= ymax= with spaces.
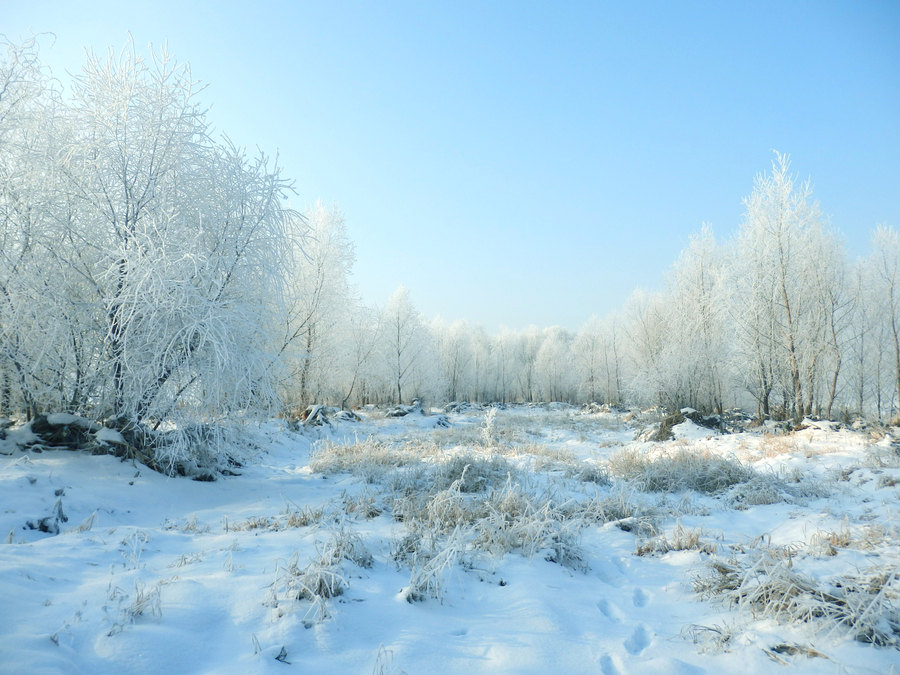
xmin=267 ymin=527 xmax=372 ymax=625
xmin=694 ymin=551 xmax=900 ymax=647
xmin=0 ymin=40 xmax=294 ymax=471
xmin=608 ymin=446 xmax=756 ymax=495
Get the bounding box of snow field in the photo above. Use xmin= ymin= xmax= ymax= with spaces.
xmin=1 ymin=407 xmax=898 ymax=674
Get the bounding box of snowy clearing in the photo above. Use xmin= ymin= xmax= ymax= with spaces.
xmin=1 ymin=406 xmax=898 ymax=674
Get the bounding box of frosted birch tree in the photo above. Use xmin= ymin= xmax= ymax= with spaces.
xmin=378 ymin=286 xmax=441 ymax=405
xmin=337 ymin=303 xmax=381 ymax=410
xmin=533 ymin=327 xmax=575 ymax=402
xmin=732 ymin=153 xmax=828 ymax=420
xmin=572 ymin=316 xmax=605 ymax=404
xmin=662 ymin=225 xmax=730 ymax=413
xmin=280 ymin=201 xmax=354 ymax=410
xmin=623 ymin=289 xmax=668 ymax=408
xmin=432 ymin=318 xmax=476 ymax=403
xmin=870 ymin=225 xmax=900 ymax=421
xmin=0 ymin=38 xmax=75 ymax=418
xmin=806 ymin=229 xmax=852 ymax=418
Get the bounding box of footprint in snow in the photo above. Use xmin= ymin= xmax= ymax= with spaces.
xmin=632 ymin=588 xmax=649 ymax=608
xmin=597 ymin=598 xmax=624 ymax=624
xmin=624 ymin=624 xmax=651 ymax=656
xmin=595 ymin=559 xmax=628 ymax=585
xmin=599 ymin=653 xmax=623 ymax=675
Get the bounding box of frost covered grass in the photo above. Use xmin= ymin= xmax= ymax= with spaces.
xmin=694 ymin=551 xmax=900 ymax=648
xmin=636 ymin=522 xmax=719 ymax=556
xmin=608 ymin=445 xmax=757 ymax=494
xmin=1 ymin=406 xmax=898 ymax=673
xmin=312 ymin=438 xmax=601 ymax=600
xmin=432 ymin=404 xmax=628 ymax=449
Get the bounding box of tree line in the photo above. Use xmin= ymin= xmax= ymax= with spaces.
xmin=1 ymin=40 xmax=898 ymax=453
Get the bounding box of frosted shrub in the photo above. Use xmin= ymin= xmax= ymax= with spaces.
xmin=284 ymin=503 xmax=326 ymax=528
xmin=267 ymin=530 xmax=367 ymax=625
xmin=636 ymin=522 xmax=718 ymax=556
xmin=309 ymin=438 xmax=413 ymax=476
xmin=125 ymin=581 xmax=162 ymax=623
xmin=341 ymin=490 xmax=383 ymax=519
xmin=681 ymin=623 xmax=737 ymax=654
xmin=724 ymin=474 xmax=799 ymax=509
xmin=806 ymin=528 xmax=852 ymax=557
xmin=431 ymin=455 xmax=512 ymax=493
xmin=608 ymin=447 xmax=755 ymax=495
xmin=418 ymin=475 xmax=488 ymax=533
xmin=298 ymin=563 xmax=346 ymax=601
xmin=572 ymin=487 xmax=660 ymax=537
xmin=323 ymin=525 xmax=374 ymax=569
xmin=403 ymin=530 xmax=464 ymax=603
xmin=694 ymin=552 xmax=900 ymax=647
xmin=565 ymin=461 xmax=610 ymax=485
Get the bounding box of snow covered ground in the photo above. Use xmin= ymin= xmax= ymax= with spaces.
xmin=1 ymin=406 xmax=898 ymax=674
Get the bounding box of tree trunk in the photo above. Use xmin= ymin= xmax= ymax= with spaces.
xmin=777 ymin=242 xmax=804 ymax=421
xmin=892 ymin=319 xmax=900 ymax=421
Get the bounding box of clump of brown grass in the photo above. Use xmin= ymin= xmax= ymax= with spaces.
xmin=284 ymin=504 xmax=325 ymax=528
xmin=636 ymin=522 xmax=718 ymax=556
xmin=806 ymin=528 xmax=852 ymax=557
xmin=341 ymin=490 xmax=382 ymax=519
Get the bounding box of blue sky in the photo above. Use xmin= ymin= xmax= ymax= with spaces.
xmin=5 ymin=1 xmax=899 ymax=331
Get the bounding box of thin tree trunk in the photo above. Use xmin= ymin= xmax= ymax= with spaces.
xmin=777 ymin=236 xmax=804 ymax=421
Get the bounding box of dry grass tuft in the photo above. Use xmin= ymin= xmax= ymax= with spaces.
xmin=430 ymin=455 xmax=513 ymax=493
xmin=608 ymin=447 xmax=755 ymax=495
xmin=694 ymin=551 xmax=900 ymax=647
xmin=266 ymin=526 xmax=371 ymax=624
xmin=284 ymin=503 xmax=325 ymax=528
xmin=341 ymin=491 xmax=382 ymax=519
xmin=806 ymin=528 xmax=852 ymax=557
xmin=226 ymin=515 xmax=274 ymax=532
xmin=636 ymin=522 xmax=718 ymax=556
xmin=681 ymin=623 xmax=736 ymax=654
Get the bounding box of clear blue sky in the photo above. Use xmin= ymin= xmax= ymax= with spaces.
xmin=5 ymin=1 xmax=899 ymax=331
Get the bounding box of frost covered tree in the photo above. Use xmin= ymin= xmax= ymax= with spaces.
xmin=732 ymin=153 xmax=831 ymax=420
xmin=280 ymin=201 xmax=355 ymax=410
xmin=572 ymin=317 xmax=605 ymax=403
xmin=623 ymin=289 xmax=669 ymax=408
xmin=57 ymin=45 xmax=291 ymax=435
xmin=533 ymin=327 xmax=575 ymax=402
xmin=662 ymin=225 xmax=730 ymax=413
xmin=467 ymin=325 xmax=494 ymax=402
xmin=336 ymin=303 xmax=381 ymax=409
xmin=806 ymin=230 xmax=852 ymax=419
xmin=869 ymin=225 xmax=900 ymax=421
xmin=490 ymin=330 xmax=515 ymax=403
xmin=0 ymin=39 xmax=49 ymax=416
xmin=0 ymin=41 xmax=293 ymax=469
xmin=844 ymin=262 xmax=880 ymax=418
xmin=432 ymin=318 xmax=477 ymax=403
xmin=0 ymin=38 xmax=94 ymax=418
xmin=571 ymin=314 xmax=623 ymax=406
xmin=514 ymin=327 xmax=545 ymax=402
xmin=377 ymin=286 xmax=442 ymax=405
